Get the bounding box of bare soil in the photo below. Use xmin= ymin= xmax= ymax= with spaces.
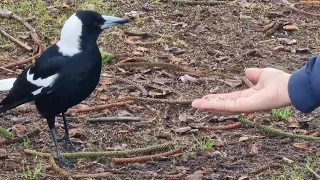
xmin=0 ymin=0 xmax=320 ymax=179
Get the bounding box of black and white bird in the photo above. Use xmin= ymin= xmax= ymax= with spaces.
xmin=0 ymin=10 xmax=129 ymax=165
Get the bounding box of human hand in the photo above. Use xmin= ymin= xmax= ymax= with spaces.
xmin=192 ymin=68 xmax=292 ymax=114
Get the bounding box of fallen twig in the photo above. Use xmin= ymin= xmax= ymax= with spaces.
xmin=0 ymin=9 xmax=46 ymax=50
xmin=249 ymin=163 xmax=283 ymax=174
xmin=0 ymin=66 xmax=19 ymax=74
xmin=174 ymin=5 xmax=201 ymax=36
xmin=171 ymin=0 xmax=228 ymax=5
xmin=124 ymin=30 xmax=154 ymax=37
xmin=3 ymin=50 xmax=41 ymax=69
xmin=306 ymin=165 xmax=320 ymax=179
xmin=207 ymin=122 xmax=243 ymax=131
xmin=0 ymin=28 xmax=32 ymax=51
xmin=111 ymin=148 xmax=181 ymax=164
xmin=87 ymin=116 xmax=142 ymax=123
xmin=241 ymin=76 xmax=254 ymax=88
xmin=123 ymin=96 xmax=192 ymax=105
xmin=163 ymin=172 xmax=186 ymax=180
xmin=73 ymin=172 xmax=121 ymax=179
xmin=279 ymin=0 xmax=320 ymax=17
xmin=68 ymin=101 xmax=135 ymax=113
xmin=113 ymin=76 xmax=148 ymax=97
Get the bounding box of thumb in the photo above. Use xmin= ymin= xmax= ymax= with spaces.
xmin=245 ymin=68 xmax=264 ymax=82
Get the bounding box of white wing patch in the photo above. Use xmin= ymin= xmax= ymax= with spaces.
xmin=56 ymin=14 xmax=82 ymax=57
xmin=0 ymin=78 xmax=16 ymax=91
xmin=26 ymin=69 xmax=58 ymax=95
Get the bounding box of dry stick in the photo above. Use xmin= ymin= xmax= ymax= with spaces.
xmin=278 ymin=0 xmax=320 ymax=17
xmin=163 ymin=173 xmax=186 ymax=180
xmin=3 ymin=50 xmax=41 ymax=69
xmin=207 ymin=122 xmax=243 ymax=131
xmin=241 ymin=76 xmax=254 ymax=88
xmin=0 ymin=28 xmax=32 ymax=51
xmin=171 ymin=0 xmax=228 ymax=5
xmin=68 ymin=101 xmax=135 ymax=113
xmin=306 ymin=165 xmax=320 ymax=179
xmin=124 ymin=30 xmax=155 ymax=37
xmin=87 ymin=116 xmax=142 ymax=123
xmin=111 ymin=148 xmax=181 ymax=164
xmin=113 ymin=76 xmax=148 ymax=97
xmin=72 ymin=172 xmax=121 ymax=180
xmin=0 ymin=9 xmax=46 ymax=50
xmin=0 ymin=66 xmax=18 ymax=74
xmin=249 ymin=163 xmax=283 ymax=174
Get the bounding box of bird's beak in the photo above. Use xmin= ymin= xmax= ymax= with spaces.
xmin=101 ymin=15 xmax=130 ymax=29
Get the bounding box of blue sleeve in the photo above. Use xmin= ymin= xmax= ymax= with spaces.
xmin=288 ymin=56 xmax=320 ymax=113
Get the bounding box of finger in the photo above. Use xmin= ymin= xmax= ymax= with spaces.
xmin=245 ymin=68 xmax=264 ymax=82
xmin=201 ymin=88 xmax=258 ymax=100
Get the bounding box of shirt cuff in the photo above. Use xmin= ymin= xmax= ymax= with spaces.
xmin=288 ymin=67 xmax=319 ymax=113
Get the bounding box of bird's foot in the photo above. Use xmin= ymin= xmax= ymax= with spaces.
xmin=51 ymin=153 xmax=78 ymax=167
xmin=57 ymin=135 xmax=82 ymax=152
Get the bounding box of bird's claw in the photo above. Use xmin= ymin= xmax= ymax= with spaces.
xmin=57 ymin=135 xmax=82 ymax=152
xmin=51 ymin=153 xmax=77 ymax=167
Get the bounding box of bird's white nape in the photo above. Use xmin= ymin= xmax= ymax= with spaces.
xmin=56 ymin=14 xmax=82 ymax=57
xmin=26 ymin=69 xmax=59 ymax=95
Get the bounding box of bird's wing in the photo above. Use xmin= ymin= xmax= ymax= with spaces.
xmin=0 ymin=55 xmax=66 ymax=111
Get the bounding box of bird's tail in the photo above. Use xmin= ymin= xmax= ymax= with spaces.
xmin=0 ymin=98 xmax=30 ymax=114
xmin=0 ymin=78 xmax=16 ymax=91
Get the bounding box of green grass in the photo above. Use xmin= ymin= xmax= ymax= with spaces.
xmin=21 ymin=160 xmax=42 ymax=180
xmin=272 ymin=107 xmax=292 ymax=120
xmin=192 ymin=134 xmax=214 ymax=151
xmin=256 ymin=156 xmax=320 ymax=180
xmin=100 ymin=49 xmax=115 ymax=64
xmin=0 ymin=0 xmax=118 ymax=47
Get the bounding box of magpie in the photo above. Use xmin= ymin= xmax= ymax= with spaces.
xmin=0 ymin=10 xmax=129 ymax=165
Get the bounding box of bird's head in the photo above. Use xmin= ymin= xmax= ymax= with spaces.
xmin=57 ymin=10 xmax=129 ymax=56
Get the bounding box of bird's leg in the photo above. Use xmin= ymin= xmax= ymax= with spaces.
xmin=47 ymin=117 xmax=77 ymax=167
xmin=57 ymin=113 xmax=81 ymax=151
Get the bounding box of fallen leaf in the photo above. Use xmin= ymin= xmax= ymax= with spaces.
xmin=294 ymin=48 xmax=310 ymax=54
xmin=99 ymin=95 xmax=108 ymax=101
xmin=250 ymin=144 xmax=259 ymax=154
xmin=136 ymin=47 xmax=149 ymax=52
xmin=168 ymin=54 xmax=183 ymax=63
xmin=213 ymin=138 xmax=225 ymax=146
xmin=172 ymin=22 xmax=188 ymax=28
xmin=293 ymin=142 xmax=307 ymax=149
xmin=180 ymin=74 xmax=197 ymax=83
xmin=273 ymin=45 xmax=286 ymax=51
xmin=95 ymin=87 xmax=104 ymax=92
xmin=263 ymin=21 xmax=276 ymax=32
xmin=194 ymin=25 xmax=208 ymax=34
xmin=283 ymin=24 xmax=299 ymax=31
xmin=132 ymin=50 xmax=144 ymax=56
xmin=9 ymin=124 xmax=26 ymax=136
xmin=148 ymin=90 xmax=166 ymax=97
xmin=238 ymin=174 xmax=249 ymax=180
xmin=293 ymin=129 xmax=308 ymax=135
xmin=164 ymin=45 xmax=185 ymax=55
xmin=75 ymin=104 xmax=89 ymax=110
xmin=69 ymin=129 xmax=85 ymax=138
xmin=99 ymin=79 xmax=113 ymax=85
xmin=239 ymin=136 xmax=249 ymax=142
xmin=215 ymin=56 xmax=230 ymax=61
xmin=189 ymin=122 xmax=206 ymax=129
xmin=276 ymin=38 xmax=297 ymax=45
xmin=224 ymin=79 xmax=242 ymax=87
xmin=283 ymin=157 xmax=294 ymax=164
xmin=84 ymin=3 xmax=95 ymax=10
xmin=185 ymin=174 xmax=203 ymax=180
xmin=152 ymin=78 xmax=171 ymax=85
xmin=125 ymin=36 xmax=143 ymax=44
xmin=193 ymin=168 xmax=212 ymax=175
xmin=118 ymin=130 xmax=129 ymax=134
xmin=174 ymin=126 xmax=191 ymax=133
